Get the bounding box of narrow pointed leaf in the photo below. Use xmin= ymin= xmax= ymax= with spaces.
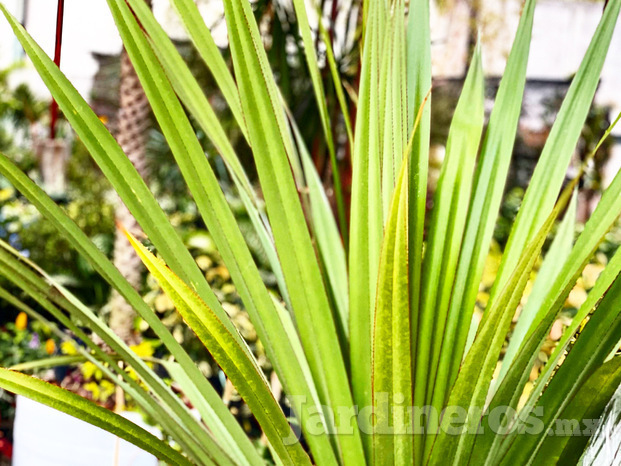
xmin=473 ymin=159 xmax=621 ymax=462
xmin=221 ymin=0 xmax=364 ymax=462
xmin=0 ymin=244 xmax=227 ymax=465
xmin=442 ymin=0 xmax=536 ymax=390
xmin=372 ymin=159 xmax=412 ymax=463
xmin=406 ymin=1 xmax=431 ymax=457
xmin=418 ymin=45 xmax=485 ymax=433
xmin=290 ymin=0 xmax=348 ymax=245
xmin=533 ymin=357 xmax=621 ymax=465
xmin=477 ymin=157 xmax=621 ymax=462
xmin=293 ymin=120 xmax=349 ymax=342
xmin=497 ymin=192 xmax=577 ymax=386
xmin=108 ymin=8 xmax=337 ymax=462
xmin=499 ymin=276 xmax=621 ymax=464
xmin=485 ymin=0 xmax=621 ymax=320
xmin=0 ymin=151 xmax=255 ymax=465
xmin=123 ymin=0 xmax=291 ymax=308
xmin=0 ymin=4 xmax=247 ymax=356
xmin=427 ymin=179 xmax=576 ymax=465
xmin=349 ymin=2 xmax=387 ymax=447
xmin=168 ymin=0 xmax=247 ymax=135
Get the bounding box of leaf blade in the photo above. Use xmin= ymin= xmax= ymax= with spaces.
xmin=0 ymin=369 xmax=192 ymax=466
xmin=126 ymin=231 xmax=311 ymax=466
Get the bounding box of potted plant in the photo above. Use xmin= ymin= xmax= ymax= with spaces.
xmin=0 ymin=0 xmax=620 ymax=464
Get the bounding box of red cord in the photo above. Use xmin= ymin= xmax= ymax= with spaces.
xmin=49 ymin=0 xmax=64 ymax=139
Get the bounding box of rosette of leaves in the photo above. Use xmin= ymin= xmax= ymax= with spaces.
xmin=0 ymin=1 xmax=621 ymax=465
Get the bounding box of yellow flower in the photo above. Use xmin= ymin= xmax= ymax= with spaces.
xmin=81 ymin=361 xmax=103 ymax=381
xmin=0 ymin=187 xmax=14 ymax=202
xmin=84 ymin=381 xmax=101 ymax=400
xmin=130 ymin=341 xmax=155 ymax=359
xmin=45 ymin=339 xmax=56 ymax=355
xmin=60 ymin=341 xmax=78 ymax=355
xmin=15 ymin=312 xmax=28 ymax=330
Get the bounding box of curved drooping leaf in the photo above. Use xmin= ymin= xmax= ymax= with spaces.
xmin=0 ymin=368 xmax=192 ymax=466
xmin=126 ymin=230 xmax=311 ymax=466
xmin=0 ymin=242 xmax=228 ymax=465
xmin=0 ymin=152 xmax=253 ymax=465
xmin=0 ymin=284 xmax=235 ymax=465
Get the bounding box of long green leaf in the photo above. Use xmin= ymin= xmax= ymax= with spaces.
xmin=380 ymin=0 xmax=407 ymax=220
xmin=116 ymin=3 xmax=343 ymax=461
xmin=117 ymin=1 xmax=349 ymax=462
xmin=372 ymin=158 xmax=412 ymax=463
xmin=496 ymin=191 xmax=577 ymax=387
xmin=0 ymin=368 xmax=192 ymax=466
xmin=290 ymin=0 xmax=348 ymax=246
xmin=126 ymin=231 xmax=311 ymax=465
xmin=0 ymin=244 xmax=227 ymax=465
xmin=1 ymin=284 xmax=233 ymax=465
xmin=124 ymin=0 xmax=291 ymax=310
xmin=10 ymin=355 xmax=86 ymax=372
xmin=530 ymin=245 xmax=621 ymax=409
xmin=484 ymin=0 xmax=621 ymax=322
xmin=292 ymin=117 xmax=349 ymax=344
xmin=0 ymin=285 xmax=229 ymax=466
xmin=532 ymin=357 xmax=621 ymax=465
xmin=221 ymin=0 xmax=364 ymax=462
xmin=472 ymin=167 xmax=621 ymax=462
xmin=406 ymin=0 xmax=431 ymax=458
xmin=498 ymin=276 xmax=621 ymax=464
xmin=349 ymin=2 xmax=387 ymax=452
xmin=0 ymin=4 xmax=247 ymax=357
xmin=0 ymin=151 xmax=256 ymax=465
xmin=417 ymin=45 xmax=485 ymax=440
xmin=317 ymin=18 xmax=354 ymax=149
xmin=427 ymin=177 xmax=576 ymax=466
xmin=441 ymin=0 xmax=536 ymax=390
xmin=167 ymin=0 xmax=247 ymax=136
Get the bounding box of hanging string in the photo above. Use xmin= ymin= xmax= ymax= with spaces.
xmin=49 ymin=0 xmax=64 ymax=139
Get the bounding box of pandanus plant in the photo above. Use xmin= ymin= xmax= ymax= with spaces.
xmin=0 ymin=0 xmax=620 ymax=464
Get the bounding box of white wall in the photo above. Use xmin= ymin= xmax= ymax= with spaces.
xmin=1 ymin=0 xmax=620 ymax=115
xmin=0 ymin=0 xmax=122 ymax=99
